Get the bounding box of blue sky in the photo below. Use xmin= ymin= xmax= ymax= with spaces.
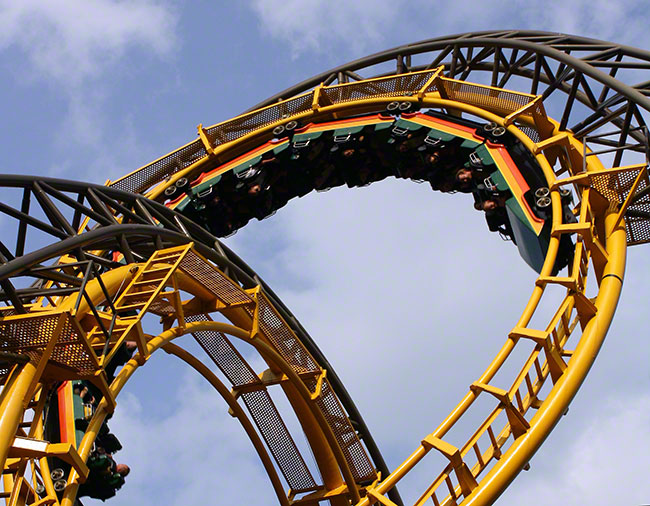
xmin=1 ymin=1 xmax=649 ymax=505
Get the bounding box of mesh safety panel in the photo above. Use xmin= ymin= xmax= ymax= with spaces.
xmin=0 ymin=313 xmax=96 ymax=373
xmin=246 ymin=294 xmax=319 ymax=374
xmin=0 ymin=305 xmax=19 ymax=381
xmin=0 ymin=365 xmax=10 ymax=383
xmin=244 ymin=295 xmax=377 ymax=483
xmin=588 ymin=168 xmax=650 ymax=245
xmin=49 ymin=315 xmax=94 ymax=374
xmin=308 ymin=377 xmax=377 ymax=484
xmin=148 ymin=299 xmax=176 ymax=316
xmin=241 ymin=390 xmax=318 ymax=492
xmin=438 ymin=80 xmax=535 ymax=118
xmin=188 ymin=314 xmax=259 ymax=387
xmin=49 ymin=341 xmax=96 ymax=374
xmin=108 ymin=71 xmax=540 ymax=195
xmin=179 ymin=250 xmax=253 ymax=306
xmin=0 ymin=314 xmax=54 ymax=350
xmin=206 ymin=93 xmax=314 ymax=146
xmin=322 ymin=71 xmax=437 ymax=104
xmin=516 ymin=124 xmax=541 ymax=143
xmin=623 ymin=174 xmax=650 ymax=246
xmin=109 ymin=140 xmax=207 ymax=194
xmin=188 ymin=314 xmax=317 ymax=492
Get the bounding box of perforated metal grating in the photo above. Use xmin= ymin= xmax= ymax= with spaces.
xmin=243 ymin=294 xmax=377 ymax=484
xmin=439 ymin=80 xmax=535 ymax=119
xmin=206 ymin=93 xmax=314 ymax=146
xmin=188 ymin=314 xmax=318 ymax=492
xmin=109 ymin=140 xmax=207 ymax=194
xmin=0 ymin=365 xmax=10 ymax=383
xmin=148 ymin=299 xmax=176 ymax=316
xmin=0 ymin=313 xmax=96 ymax=374
xmin=242 ymin=389 xmax=318 ymax=492
xmin=50 ymin=341 xmax=96 ymax=374
xmin=0 ymin=314 xmax=53 ymax=350
xmin=587 ymin=167 xmax=650 ymax=245
xmin=322 ymin=71 xmax=437 ymax=104
xmin=246 ymin=294 xmax=319 ymax=374
xmin=108 ymin=71 xmax=540 ymax=196
xmin=307 ymin=377 xmax=377 ymax=484
xmin=179 ymin=250 xmax=253 ymax=306
xmin=188 ymin=314 xmax=259 ymax=387
xmin=516 ymin=123 xmax=541 ymax=143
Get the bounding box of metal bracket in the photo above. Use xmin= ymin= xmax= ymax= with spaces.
xmin=416 ymin=66 xmax=446 ymax=100
xmin=9 ymin=437 xmax=89 ymax=481
xmin=509 ymin=328 xmax=568 ymax=384
xmin=470 ymin=382 xmax=531 ymax=439
xmin=197 ymin=124 xmax=216 ymax=156
xmin=421 ymin=435 xmax=478 ymax=497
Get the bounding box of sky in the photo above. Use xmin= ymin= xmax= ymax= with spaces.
xmin=0 ymin=1 xmax=649 ymax=505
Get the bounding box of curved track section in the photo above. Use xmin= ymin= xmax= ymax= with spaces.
xmin=1 ymin=32 xmax=650 ymax=506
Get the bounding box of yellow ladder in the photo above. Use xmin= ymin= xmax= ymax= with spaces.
xmin=90 ymin=243 xmax=193 ymax=367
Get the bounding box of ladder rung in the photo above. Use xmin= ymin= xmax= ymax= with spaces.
xmin=115 ymin=303 xmax=144 ymax=312
xmin=140 ymin=267 xmax=173 ymax=275
xmin=88 ymin=326 xmax=128 ymax=338
xmin=151 ymin=245 xmax=189 ymax=255
xmin=132 ymin=279 xmax=165 ymax=286
xmin=149 ymin=254 xmax=183 ymax=262
xmin=120 ymin=289 xmax=157 ymax=299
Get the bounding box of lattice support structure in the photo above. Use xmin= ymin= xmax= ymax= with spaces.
xmin=1 ymin=31 xmax=650 ymax=506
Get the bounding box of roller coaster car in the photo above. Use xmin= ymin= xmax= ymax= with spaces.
xmin=167 ymin=110 xmax=573 ymax=274
xmin=354 ymin=109 xmax=572 ymax=273
xmin=43 ymin=381 xmax=126 ymax=501
xmin=42 ymin=381 xmax=89 ymax=495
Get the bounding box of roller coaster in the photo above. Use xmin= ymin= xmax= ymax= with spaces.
xmin=0 ymin=30 xmax=649 ymax=505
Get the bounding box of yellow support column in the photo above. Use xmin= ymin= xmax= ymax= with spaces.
xmin=0 ymin=363 xmax=38 ymax=470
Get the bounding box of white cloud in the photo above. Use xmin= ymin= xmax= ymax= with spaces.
xmin=504 ymin=392 xmax=650 ymax=505
xmin=248 ymin=0 xmax=398 ymax=58
xmin=91 ymin=371 xmax=274 ymax=505
xmin=0 ymin=0 xmax=179 ymax=175
xmin=225 ymin=176 xmax=650 ymax=503
xmin=21 ymin=3 xmax=647 ymax=503
xmin=0 ymin=0 xmax=177 ymax=86
xmin=248 ymin=0 xmax=650 ymax=65
xmin=226 ymin=180 xmax=537 ymax=471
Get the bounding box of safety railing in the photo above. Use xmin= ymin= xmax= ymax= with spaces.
xmin=108 ymin=70 xmax=540 ymax=196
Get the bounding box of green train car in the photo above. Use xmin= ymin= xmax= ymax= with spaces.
xmin=165 ymin=109 xmax=574 ymax=273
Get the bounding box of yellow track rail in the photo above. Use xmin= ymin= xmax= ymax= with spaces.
xmin=0 ymin=68 xmax=648 ymax=506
